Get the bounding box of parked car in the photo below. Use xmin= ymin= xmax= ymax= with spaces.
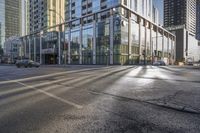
xmin=16 ymin=60 xmax=40 ymax=68
xmin=153 ymin=60 xmax=166 ymax=66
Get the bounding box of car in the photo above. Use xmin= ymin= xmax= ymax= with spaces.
xmin=153 ymin=60 xmax=166 ymax=66
xmin=16 ymin=59 xmax=40 ymax=68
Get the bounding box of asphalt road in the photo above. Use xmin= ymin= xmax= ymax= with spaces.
xmin=0 ymin=65 xmax=200 ymax=133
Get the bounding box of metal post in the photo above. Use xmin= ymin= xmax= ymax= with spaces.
xmin=93 ymin=20 xmax=96 ymax=65
xmin=53 ymin=44 xmax=55 ymax=64
xmin=58 ymin=31 xmax=61 ymax=65
xmin=110 ymin=9 xmax=114 ymax=65
xmin=34 ymin=37 xmax=36 ymax=62
xmin=29 ymin=37 xmax=31 ymax=60
xmin=68 ymin=32 xmax=71 ymax=64
xmin=40 ymin=34 xmax=42 ymax=64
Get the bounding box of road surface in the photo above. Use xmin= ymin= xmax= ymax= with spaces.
xmin=0 ymin=65 xmax=200 ymax=133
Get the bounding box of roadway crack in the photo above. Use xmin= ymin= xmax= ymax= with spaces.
xmin=89 ymin=90 xmax=200 ymax=114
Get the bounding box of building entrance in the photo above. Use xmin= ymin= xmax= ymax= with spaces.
xmin=44 ymin=54 xmax=57 ymax=64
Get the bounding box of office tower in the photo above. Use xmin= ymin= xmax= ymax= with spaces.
xmin=196 ymin=0 xmax=200 ymax=40
xmin=29 ymin=0 xmax=65 ymax=34
xmin=0 ymin=0 xmax=5 ymax=47
xmin=152 ymin=6 xmax=159 ymax=24
xmin=164 ymin=0 xmax=200 ymax=62
xmin=0 ymin=0 xmax=26 ymax=47
xmin=5 ymin=0 xmax=21 ymax=37
xmin=164 ymin=0 xmax=196 ymax=34
xmin=21 ymin=0 xmax=176 ymax=65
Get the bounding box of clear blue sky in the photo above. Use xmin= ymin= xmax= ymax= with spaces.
xmin=153 ymin=0 xmax=164 ymax=25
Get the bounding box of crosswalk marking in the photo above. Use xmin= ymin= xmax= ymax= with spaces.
xmin=16 ymin=81 xmax=83 ymax=109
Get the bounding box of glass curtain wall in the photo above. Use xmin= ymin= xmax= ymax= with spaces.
xmin=35 ymin=36 xmax=40 ymax=63
xmin=157 ymin=31 xmax=163 ymax=60
xmin=70 ymin=30 xmax=80 ymax=64
xmin=82 ymin=27 xmax=93 ymax=64
xmin=140 ymin=19 xmax=146 ymax=64
xmin=152 ymin=26 xmax=157 ymax=62
xmin=130 ymin=15 xmax=139 ymax=64
xmin=113 ymin=14 xmax=121 ymax=64
xmin=96 ymin=11 xmax=110 ymax=65
xmin=120 ymin=16 xmax=129 ymax=65
xmin=164 ymin=35 xmax=168 ymax=58
xmin=30 ymin=35 xmax=34 ymax=61
xmin=113 ymin=7 xmax=129 ymax=65
xmin=146 ymin=24 xmax=151 ymax=64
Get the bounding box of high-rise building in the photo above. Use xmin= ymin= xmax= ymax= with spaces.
xmin=164 ymin=0 xmax=196 ymax=35
xmin=164 ymin=0 xmax=200 ymax=63
xmin=196 ymin=0 xmax=200 ymax=40
xmin=29 ymin=0 xmax=65 ymax=34
xmin=5 ymin=0 xmax=21 ymax=37
xmin=0 ymin=0 xmax=5 ymax=47
xmin=65 ymin=0 xmax=153 ymax=21
xmin=152 ymin=6 xmax=159 ymax=24
xmin=0 ymin=0 xmax=26 ymax=48
xmin=22 ymin=0 xmax=176 ymax=65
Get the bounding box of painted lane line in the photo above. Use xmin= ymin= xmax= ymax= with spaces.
xmin=16 ymin=81 xmax=83 ymax=109
xmin=0 ymin=67 xmax=113 ymax=85
xmin=0 ymin=77 xmax=74 ymax=96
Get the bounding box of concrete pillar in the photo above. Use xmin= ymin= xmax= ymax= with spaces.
xmin=79 ymin=26 xmax=82 ymax=65
xmin=150 ymin=24 xmax=153 ymax=64
xmin=138 ymin=17 xmax=142 ymax=63
xmin=58 ymin=32 xmax=61 ymax=65
xmin=162 ymin=31 xmax=164 ymax=59
xmin=34 ymin=37 xmax=36 ymax=62
xmin=29 ymin=37 xmax=31 ymax=59
xmin=110 ymin=13 xmax=114 ymax=65
xmin=128 ymin=13 xmax=132 ymax=65
xmin=155 ymin=27 xmax=158 ymax=61
xmin=144 ymin=21 xmax=147 ymax=65
xmin=167 ymin=34 xmax=170 ymax=64
xmin=40 ymin=36 xmax=42 ymax=64
xmin=93 ymin=20 xmax=96 ymax=65
xmin=68 ymin=31 xmax=71 ymax=64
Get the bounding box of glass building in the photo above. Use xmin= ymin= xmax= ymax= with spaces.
xmin=0 ymin=0 xmax=5 ymax=47
xmin=21 ymin=0 xmax=176 ymax=65
xmin=164 ymin=0 xmax=196 ymax=35
xmin=197 ymin=0 xmax=200 ymax=40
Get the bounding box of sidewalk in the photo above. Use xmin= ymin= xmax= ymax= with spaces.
xmin=169 ymin=65 xmax=200 ymax=69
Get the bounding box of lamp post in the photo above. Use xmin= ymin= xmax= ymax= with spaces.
xmin=49 ymin=9 xmax=65 ymax=65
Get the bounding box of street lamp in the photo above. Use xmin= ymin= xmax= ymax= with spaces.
xmin=49 ymin=9 xmax=65 ymax=65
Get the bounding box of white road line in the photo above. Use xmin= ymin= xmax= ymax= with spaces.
xmin=0 ymin=68 xmax=98 ymax=85
xmin=16 ymin=81 xmax=83 ymax=109
xmin=0 ymin=77 xmax=74 ymax=96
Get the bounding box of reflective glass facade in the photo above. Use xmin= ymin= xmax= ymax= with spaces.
xmin=5 ymin=0 xmax=21 ymax=37
xmin=21 ymin=1 xmax=176 ymax=65
xmin=0 ymin=0 xmax=5 ymax=47
xmin=197 ymin=0 xmax=200 ymax=40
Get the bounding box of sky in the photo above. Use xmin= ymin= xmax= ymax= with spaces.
xmin=153 ymin=0 xmax=164 ymax=25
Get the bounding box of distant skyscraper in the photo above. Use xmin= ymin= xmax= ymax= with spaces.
xmin=5 ymin=0 xmax=21 ymax=37
xmin=0 ymin=0 xmax=5 ymax=47
xmin=196 ymin=0 xmax=200 ymax=40
xmin=29 ymin=0 xmax=65 ymax=34
xmin=0 ymin=0 xmax=26 ymax=47
xmin=153 ymin=6 xmax=159 ymax=24
xmin=164 ymin=0 xmax=196 ymax=35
